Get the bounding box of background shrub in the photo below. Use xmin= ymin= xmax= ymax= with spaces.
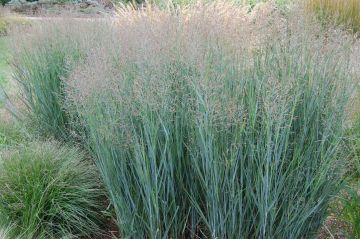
xmin=0 ymin=0 xmax=10 ymax=6
xmin=0 ymin=142 xmax=106 ymax=239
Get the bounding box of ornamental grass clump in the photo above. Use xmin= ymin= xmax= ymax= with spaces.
xmin=306 ymin=0 xmax=360 ymax=33
xmin=8 ymin=2 xmax=357 ymax=238
xmin=0 ymin=142 xmax=106 ymax=239
xmin=63 ymin=4 xmax=355 ymax=238
xmin=0 ymin=225 xmax=16 ymax=239
xmin=11 ymin=20 xmax=110 ymax=141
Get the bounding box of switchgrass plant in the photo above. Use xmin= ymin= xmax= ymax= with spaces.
xmin=114 ymin=0 xmax=292 ymax=8
xmin=306 ymin=0 xmax=360 ymax=33
xmin=63 ymin=4 xmax=355 ymax=238
xmin=9 ymin=2 xmax=357 ymax=238
xmin=11 ymin=36 xmax=75 ymax=139
xmin=0 ymin=142 xmax=106 ymax=239
xmin=11 ymin=20 xmax=108 ymax=141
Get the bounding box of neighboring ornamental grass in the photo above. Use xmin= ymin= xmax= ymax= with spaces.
xmin=11 ymin=21 xmax=108 ymax=141
xmin=0 ymin=122 xmax=26 ymax=146
xmin=10 ymin=3 xmax=357 ymax=239
xmin=340 ymin=185 xmax=360 ymax=239
xmin=0 ymin=142 xmax=105 ymax=239
xmin=306 ymin=0 xmax=360 ymax=33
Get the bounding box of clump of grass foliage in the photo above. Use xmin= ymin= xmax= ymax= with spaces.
xmin=0 ymin=225 xmax=16 ymax=239
xmin=0 ymin=20 xmax=7 ymax=36
xmin=353 ymin=110 xmax=360 ymax=177
xmin=0 ymin=142 xmax=106 ymax=239
xmin=306 ymin=0 xmax=360 ymax=33
xmin=340 ymin=185 xmax=360 ymax=239
xmin=11 ymin=21 xmax=106 ymax=141
xmin=0 ymin=121 xmax=28 ymax=146
xmin=11 ymin=3 xmax=356 ymax=238
xmin=12 ymin=38 xmax=73 ymax=140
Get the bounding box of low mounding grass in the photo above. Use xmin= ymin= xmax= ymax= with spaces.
xmin=346 ymin=90 xmax=360 ymax=178
xmin=0 ymin=142 xmax=106 ymax=239
xmin=306 ymin=0 xmax=360 ymax=33
xmin=340 ymin=185 xmax=360 ymax=239
xmin=0 ymin=121 xmax=28 ymax=146
xmin=339 ymin=97 xmax=360 ymax=239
